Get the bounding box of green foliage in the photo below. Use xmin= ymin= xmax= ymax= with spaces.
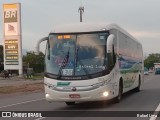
xmin=144 ymin=53 xmax=160 ymax=69
xmin=23 ymin=51 xmax=45 ymax=73
xmin=0 ymin=45 xmax=3 ymax=63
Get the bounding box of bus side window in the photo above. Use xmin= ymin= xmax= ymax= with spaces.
xmin=47 ymin=41 xmax=50 ymax=60
xmin=113 ymin=45 xmax=116 ymax=64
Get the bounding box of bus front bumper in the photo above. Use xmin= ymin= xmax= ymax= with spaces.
xmin=44 ymin=85 xmax=117 ymax=102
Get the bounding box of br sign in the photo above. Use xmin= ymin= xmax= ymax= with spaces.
xmin=3 ymin=4 xmax=18 ymax=23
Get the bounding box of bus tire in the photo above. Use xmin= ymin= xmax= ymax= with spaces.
xmin=114 ymin=80 xmax=123 ymax=103
xmin=65 ymin=102 xmax=75 ymax=106
xmin=135 ymin=76 xmax=141 ymax=92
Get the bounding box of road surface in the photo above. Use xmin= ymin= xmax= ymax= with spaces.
xmin=0 ymin=74 xmax=160 ymax=120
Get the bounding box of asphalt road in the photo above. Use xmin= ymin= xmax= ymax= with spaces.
xmin=0 ymin=74 xmax=160 ymax=120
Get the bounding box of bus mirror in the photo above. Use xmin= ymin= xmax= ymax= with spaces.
xmin=35 ymin=37 xmax=48 ymax=55
xmin=107 ymin=34 xmax=114 ymax=53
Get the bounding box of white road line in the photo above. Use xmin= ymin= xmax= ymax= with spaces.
xmin=35 ymin=117 xmax=46 ymax=120
xmin=150 ymin=103 xmax=160 ymax=120
xmin=0 ymin=98 xmax=45 ymax=109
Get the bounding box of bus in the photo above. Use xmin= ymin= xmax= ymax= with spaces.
xmin=36 ymin=23 xmax=144 ymax=105
xmin=154 ymin=63 xmax=160 ymax=74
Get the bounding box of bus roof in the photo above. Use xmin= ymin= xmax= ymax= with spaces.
xmin=51 ymin=23 xmax=140 ymax=45
xmin=52 ymin=23 xmax=122 ymax=33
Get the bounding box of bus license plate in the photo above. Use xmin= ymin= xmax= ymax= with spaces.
xmin=69 ymin=94 xmax=80 ymax=98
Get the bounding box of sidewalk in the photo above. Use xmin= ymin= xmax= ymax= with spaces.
xmin=0 ymin=76 xmax=43 ymax=87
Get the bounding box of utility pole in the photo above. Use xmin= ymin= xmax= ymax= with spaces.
xmin=78 ymin=6 xmax=84 ymax=22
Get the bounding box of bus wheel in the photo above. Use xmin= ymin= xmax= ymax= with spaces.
xmin=114 ymin=81 xmax=123 ymax=103
xmin=135 ymin=77 xmax=141 ymax=92
xmin=65 ymin=102 xmax=75 ymax=106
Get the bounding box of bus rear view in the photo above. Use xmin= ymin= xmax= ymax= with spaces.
xmin=36 ymin=23 xmax=143 ymax=105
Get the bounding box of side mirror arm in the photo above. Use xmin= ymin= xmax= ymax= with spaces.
xmin=35 ymin=37 xmax=48 ymax=55
xmin=107 ymin=34 xmax=114 ymax=53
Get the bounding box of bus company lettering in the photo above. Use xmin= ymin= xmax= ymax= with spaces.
xmin=79 ymin=65 xmax=105 ymax=69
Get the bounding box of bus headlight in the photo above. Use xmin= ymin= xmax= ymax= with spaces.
xmin=103 ymin=91 xmax=109 ymax=97
xmin=46 ymin=93 xmax=50 ymax=98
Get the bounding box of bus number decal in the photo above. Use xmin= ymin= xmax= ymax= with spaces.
xmin=62 ymin=69 xmax=73 ymax=76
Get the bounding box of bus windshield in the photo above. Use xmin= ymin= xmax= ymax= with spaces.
xmin=45 ymin=32 xmax=109 ymax=79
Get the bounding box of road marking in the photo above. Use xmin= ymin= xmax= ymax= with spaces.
xmin=35 ymin=117 xmax=46 ymax=120
xmin=0 ymin=98 xmax=45 ymax=109
xmin=150 ymin=103 xmax=160 ymax=120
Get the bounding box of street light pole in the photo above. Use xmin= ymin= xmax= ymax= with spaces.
xmin=78 ymin=6 xmax=84 ymax=22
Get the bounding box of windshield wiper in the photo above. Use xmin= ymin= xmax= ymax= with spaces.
xmin=75 ymin=47 xmax=91 ymax=79
xmin=57 ymin=47 xmax=70 ymax=79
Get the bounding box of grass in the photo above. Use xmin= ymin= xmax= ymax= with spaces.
xmin=0 ymin=82 xmax=44 ymax=94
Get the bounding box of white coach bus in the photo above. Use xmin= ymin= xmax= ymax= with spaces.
xmin=36 ymin=23 xmax=143 ymax=105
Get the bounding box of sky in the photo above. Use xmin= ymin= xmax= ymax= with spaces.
xmin=0 ymin=0 xmax=160 ymax=55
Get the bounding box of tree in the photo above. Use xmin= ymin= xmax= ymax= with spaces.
xmin=144 ymin=53 xmax=160 ymax=69
xmin=23 ymin=51 xmax=45 ymax=73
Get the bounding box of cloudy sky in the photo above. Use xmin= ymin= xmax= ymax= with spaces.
xmin=0 ymin=0 xmax=160 ymax=55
